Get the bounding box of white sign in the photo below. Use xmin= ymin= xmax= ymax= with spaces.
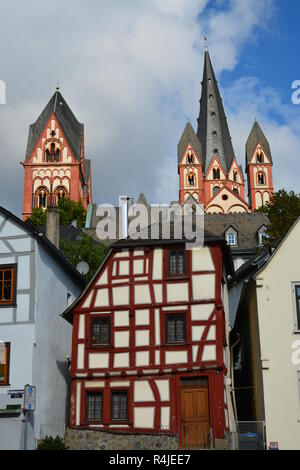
xmin=24 ymin=385 xmax=36 ymax=411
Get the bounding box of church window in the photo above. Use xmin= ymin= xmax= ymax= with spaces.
xmin=233 ymin=188 xmax=239 ymax=195
xmin=257 ymin=173 xmax=265 ymax=185
xmin=211 ymin=112 xmax=216 ymax=117
xmin=213 ymin=186 xmax=220 ymax=196
xmin=187 ymin=150 xmax=194 ymax=164
xmin=111 ymin=391 xmax=128 ymax=421
xmin=166 ymin=313 xmax=186 ymax=344
xmin=233 ymin=171 xmax=238 ymax=182
xmin=213 ymin=168 xmax=220 ymax=180
xmin=0 ymin=342 xmax=10 ymax=386
xmin=38 ymin=189 xmax=47 ymax=208
xmin=0 ymin=265 xmax=16 ymax=305
xmin=213 ymin=148 xmax=218 ymax=154
xmin=256 ymin=148 xmax=264 ymax=163
xmin=187 ymin=173 xmax=195 ymax=186
xmin=209 ymin=94 xmax=213 ymax=100
xmin=90 ymin=317 xmax=111 ymax=346
xmin=86 ymin=392 xmax=103 ymax=422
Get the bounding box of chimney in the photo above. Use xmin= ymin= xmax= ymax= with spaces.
xmin=46 ymin=206 xmax=60 ymax=248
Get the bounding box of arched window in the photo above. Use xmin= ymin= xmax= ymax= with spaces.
xmin=233 ymin=171 xmax=238 ymax=182
xmin=256 ymin=148 xmax=264 ymax=163
xmin=213 ymin=186 xmax=220 ymax=196
xmin=44 ymin=141 xmax=61 ymax=162
xmin=55 ymin=187 xmax=68 ymax=204
xmin=187 ymin=173 xmax=195 ymax=186
xmin=37 ymin=188 xmax=47 ymax=209
xmin=257 ymin=173 xmax=265 ymax=185
xmin=187 ymin=150 xmax=194 ymax=164
xmin=233 ymin=188 xmax=239 ymax=195
xmin=213 ymin=168 xmax=220 ymax=180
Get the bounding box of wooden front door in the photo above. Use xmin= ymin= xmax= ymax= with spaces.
xmin=180 ymin=382 xmax=210 ymax=449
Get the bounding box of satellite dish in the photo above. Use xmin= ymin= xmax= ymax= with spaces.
xmin=76 ymin=261 xmax=90 ymax=276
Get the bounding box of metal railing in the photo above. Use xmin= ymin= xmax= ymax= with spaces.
xmin=180 ymin=424 xmax=214 ymax=450
xmin=231 ymin=421 xmax=266 ymax=450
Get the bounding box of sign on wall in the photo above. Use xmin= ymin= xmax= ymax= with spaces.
xmin=24 ymin=385 xmax=36 ymax=411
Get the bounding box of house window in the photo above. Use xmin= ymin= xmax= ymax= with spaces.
xmin=111 ymin=391 xmax=128 ymax=421
xmin=0 ymin=342 xmax=10 ymax=385
xmin=293 ymin=285 xmax=300 ymax=331
xmin=226 ymin=233 xmax=237 ymax=246
xmin=0 ymin=266 xmax=16 ymax=305
xmin=90 ymin=318 xmax=111 ymax=346
xmin=168 ymin=249 xmax=186 ymax=277
xmin=166 ymin=314 xmax=186 ymax=343
xmin=86 ymin=392 xmax=103 ymax=421
xmin=258 ymin=230 xmax=268 ymax=246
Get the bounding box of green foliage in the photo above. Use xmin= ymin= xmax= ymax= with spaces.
xmin=37 ymin=435 xmax=68 ymax=450
xmin=28 ymin=199 xmax=86 ymax=229
xmin=28 ymin=207 xmax=47 ymax=228
xmin=57 ymin=198 xmax=86 ymax=228
xmin=258 ymin=189 xmax=300 ymax=242
xmin=60 ymin=235 xmax=109 ymax=282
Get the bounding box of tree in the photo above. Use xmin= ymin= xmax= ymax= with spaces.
xmin=259 ymin=189 xmax=300 ymax=242
xmin=60 ymin=235 xmax=109 ymax=282
xmin=28 ymin=207 xmax=46 ymax=228
xmin=37 ymin=435 xmax=68 ymax=450
xmin=28 ymin=199 xmax=86 ymax=228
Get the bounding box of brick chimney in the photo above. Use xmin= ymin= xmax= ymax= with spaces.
xmin=46 ymin=206 xmax=60 ymax=248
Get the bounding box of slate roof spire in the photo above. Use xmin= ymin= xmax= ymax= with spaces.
xmin=246 ymin=120 xmax=272 ymax=166
xmin=178 ymin=122 xmax=203 ymax=164
xmin=25 ymin=89 xmax=84 ymax=162
xmin=197 ymin=50 xmax=235 ymax=174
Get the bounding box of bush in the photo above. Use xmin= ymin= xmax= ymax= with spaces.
xmin=37 ymin=435 xmax=69 ymax=450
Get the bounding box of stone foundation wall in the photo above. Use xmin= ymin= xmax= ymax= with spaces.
xmin=64 ymin=428 xmax=178 ymax=451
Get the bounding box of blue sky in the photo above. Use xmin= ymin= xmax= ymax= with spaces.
xmin=0 ymin=0 xmax=299 ymax=216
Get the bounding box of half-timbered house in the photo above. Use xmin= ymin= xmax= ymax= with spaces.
xmin=63 ymin=228 xmax=235 ymax=448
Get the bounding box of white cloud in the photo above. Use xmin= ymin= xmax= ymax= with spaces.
xmin=0 ymin=0 xmax=278 ymax=216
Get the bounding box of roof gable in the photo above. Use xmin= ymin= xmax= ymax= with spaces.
xmin=246 ymin=121 xmax=272 ymax=166
xmin=25 ymin=90 xmax=84 ymax=162
xmin=178 ymin=122 xmax=203 ymax=165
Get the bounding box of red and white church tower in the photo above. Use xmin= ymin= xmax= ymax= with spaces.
xmin=178 ymin=49 xmax=274 ymax=214
xmin=21 ymin=87 xmax=92 ymax=221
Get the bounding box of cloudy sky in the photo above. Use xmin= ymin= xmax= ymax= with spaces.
xmin=0 ymin=0 xmax=299 ymax=217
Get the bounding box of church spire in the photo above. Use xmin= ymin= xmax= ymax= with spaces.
xmin=197 ymin=50 xmax=235 ymax=174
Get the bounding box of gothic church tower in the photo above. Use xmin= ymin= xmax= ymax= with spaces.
xmin=21 ymin=87 xmax=92 ymax=221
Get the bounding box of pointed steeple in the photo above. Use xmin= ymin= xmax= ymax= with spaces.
xmin=25 ymin=89 xmax=84 ymax=162
xmin=178 ymin=122 xmax=203 ymax=164
xmin=246 ymin=120 xmax=272 ymax=166
xmin=197 ymin=50 xmax=235 ymax=174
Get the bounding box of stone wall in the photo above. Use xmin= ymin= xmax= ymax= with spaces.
xmin=64 ymin=428 xmax=178 ymax=451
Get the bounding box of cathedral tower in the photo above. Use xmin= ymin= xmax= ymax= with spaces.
xmin=178 ymin=49 xmax=249 ymax=214
xmin=21 ymin=87 xmax=92 ymax=221
xmin=246 ymin=120 xmax=274 ymax=211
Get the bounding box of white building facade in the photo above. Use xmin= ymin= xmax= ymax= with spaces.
xmin=0 ymin=207 xmax=84 ymax=449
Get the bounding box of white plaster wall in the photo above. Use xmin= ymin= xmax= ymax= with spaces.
xmin=255 ymin=220 xmax=300 ymax=449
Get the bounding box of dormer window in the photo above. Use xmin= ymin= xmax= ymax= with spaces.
xmin=225 ymin=228 xmax=237 ymax=247
xmin=213 ymin=168 xmax=220 ymax=180
xmin=258 ymin=226 xmax=268 ymax=246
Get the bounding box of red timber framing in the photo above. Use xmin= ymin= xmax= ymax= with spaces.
xmin=66 ymin=239 xmax=233 ymax=442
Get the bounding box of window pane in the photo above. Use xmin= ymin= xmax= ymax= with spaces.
xmin=168 ymin=250 xmax=186 ymax=277
xmin=91 ymin=318 xmax=110 ymax=345
xmin=167 ymin=315 xmax=186 ymax=343
xmin=296 ymin=287 xmax=300 ymax=297
xmin=112 ymin=392 xmax=128 ymax=421
xmin=87 ymin=393 xmax=102 ymax=421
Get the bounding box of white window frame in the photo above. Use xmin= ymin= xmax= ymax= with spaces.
xmin=291 ymin=283 xmax=300 ymax=333
xmin=226 ymin=232 xmax=237 ymax=247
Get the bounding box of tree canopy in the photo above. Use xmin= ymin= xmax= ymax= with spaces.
xmin=259 ymin=189 xmax=300 ymax=242
xmin=60 ymin=235 xmax=109 ymax=282
xmin=28 ymin=198 xmax=86 ymax=228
